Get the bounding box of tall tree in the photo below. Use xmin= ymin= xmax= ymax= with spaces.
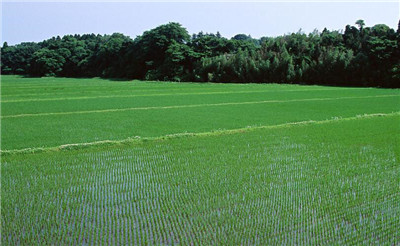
xmin=355 ymin=19 xmax=365 ymax=31
xmin=125 ymin=22 xmax=190 ymax=79
xmin=1 ymin=21 xmax=398 ymax=87
xmin=29 ymin=48 xmax=66 ymax=76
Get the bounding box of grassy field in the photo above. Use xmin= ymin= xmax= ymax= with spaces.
xmin=1 ymin=75 xmax=400 ymax=244
xmin=1 ymin=76 xmax=399 ymax=150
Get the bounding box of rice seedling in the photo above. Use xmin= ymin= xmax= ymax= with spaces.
xmin=2 ymin=114 xmax=399 ymax=244
xmin=2 ymin=76 xmax=399 ymax=244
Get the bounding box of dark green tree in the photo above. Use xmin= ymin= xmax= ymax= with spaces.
xmin=125 ymin=22 xmax=190 ymax=79
xmin=355 ymin=19 xmax=365 ymax=31
xmin=1 ymin=21 xmax=398 ymax=87
xmin=1 ymin=42 xmax=40 ymax=74
xmin=30 ymin=48 xmax=66 ymax=76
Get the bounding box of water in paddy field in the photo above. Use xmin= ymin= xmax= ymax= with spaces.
xmin=2 ymin=77 xmax=399 ymax=244
xmin=2 ymin=116 xmax=399 ymax=245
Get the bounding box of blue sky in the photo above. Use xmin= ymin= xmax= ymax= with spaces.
xmin=2 ymin=1 xmax=399 ymax=45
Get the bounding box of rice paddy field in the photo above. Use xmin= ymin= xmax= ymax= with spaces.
xmin=1 ymin=75 xmax=400 ymax=245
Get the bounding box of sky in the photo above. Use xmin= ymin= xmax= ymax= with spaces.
xmin=2 ymin=1 xmax=399 ymax=45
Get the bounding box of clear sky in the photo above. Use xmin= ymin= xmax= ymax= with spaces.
xmin=2 ymin=1 xmax=399 ymax=45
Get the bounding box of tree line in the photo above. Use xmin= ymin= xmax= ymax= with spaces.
xmin=1 ymin=20 xmax=399 ymax=87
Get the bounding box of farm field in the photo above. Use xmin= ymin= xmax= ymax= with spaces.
xmin=1 ymin=75 xmax=399 ymax=151
xmin=1 ymin=75 xmax=400 ymax=244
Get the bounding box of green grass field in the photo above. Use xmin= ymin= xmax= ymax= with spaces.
xmin=1 ymin=75 xmax=400 ymax=244
xmin=2 ymin=76 xmax=399 ymax=151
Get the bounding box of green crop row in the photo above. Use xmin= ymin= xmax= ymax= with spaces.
xmin=2 ymin=88 xmax=398 ymax=116
xmin=2 ymin=115 xmax=399 ymax=245
xmin=2 ymin=76 xmax=399 ymax=151
xmin=2 ymin=95 xmax=399 ymax=150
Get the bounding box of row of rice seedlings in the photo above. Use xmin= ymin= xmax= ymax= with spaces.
xmin=2 ymin=121 xmax=399 ymax=245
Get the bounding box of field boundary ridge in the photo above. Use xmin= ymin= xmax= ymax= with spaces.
xmin=1 ymin=112 xmax=399 ymax=156
xmin=2 ymin=94 xmax=398 ymax=119
xmin=1 ymin=87 xmax=369 ymax=103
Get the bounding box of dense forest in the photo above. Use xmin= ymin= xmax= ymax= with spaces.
xmin=1 ymin=20 xmax=399 ymax=87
